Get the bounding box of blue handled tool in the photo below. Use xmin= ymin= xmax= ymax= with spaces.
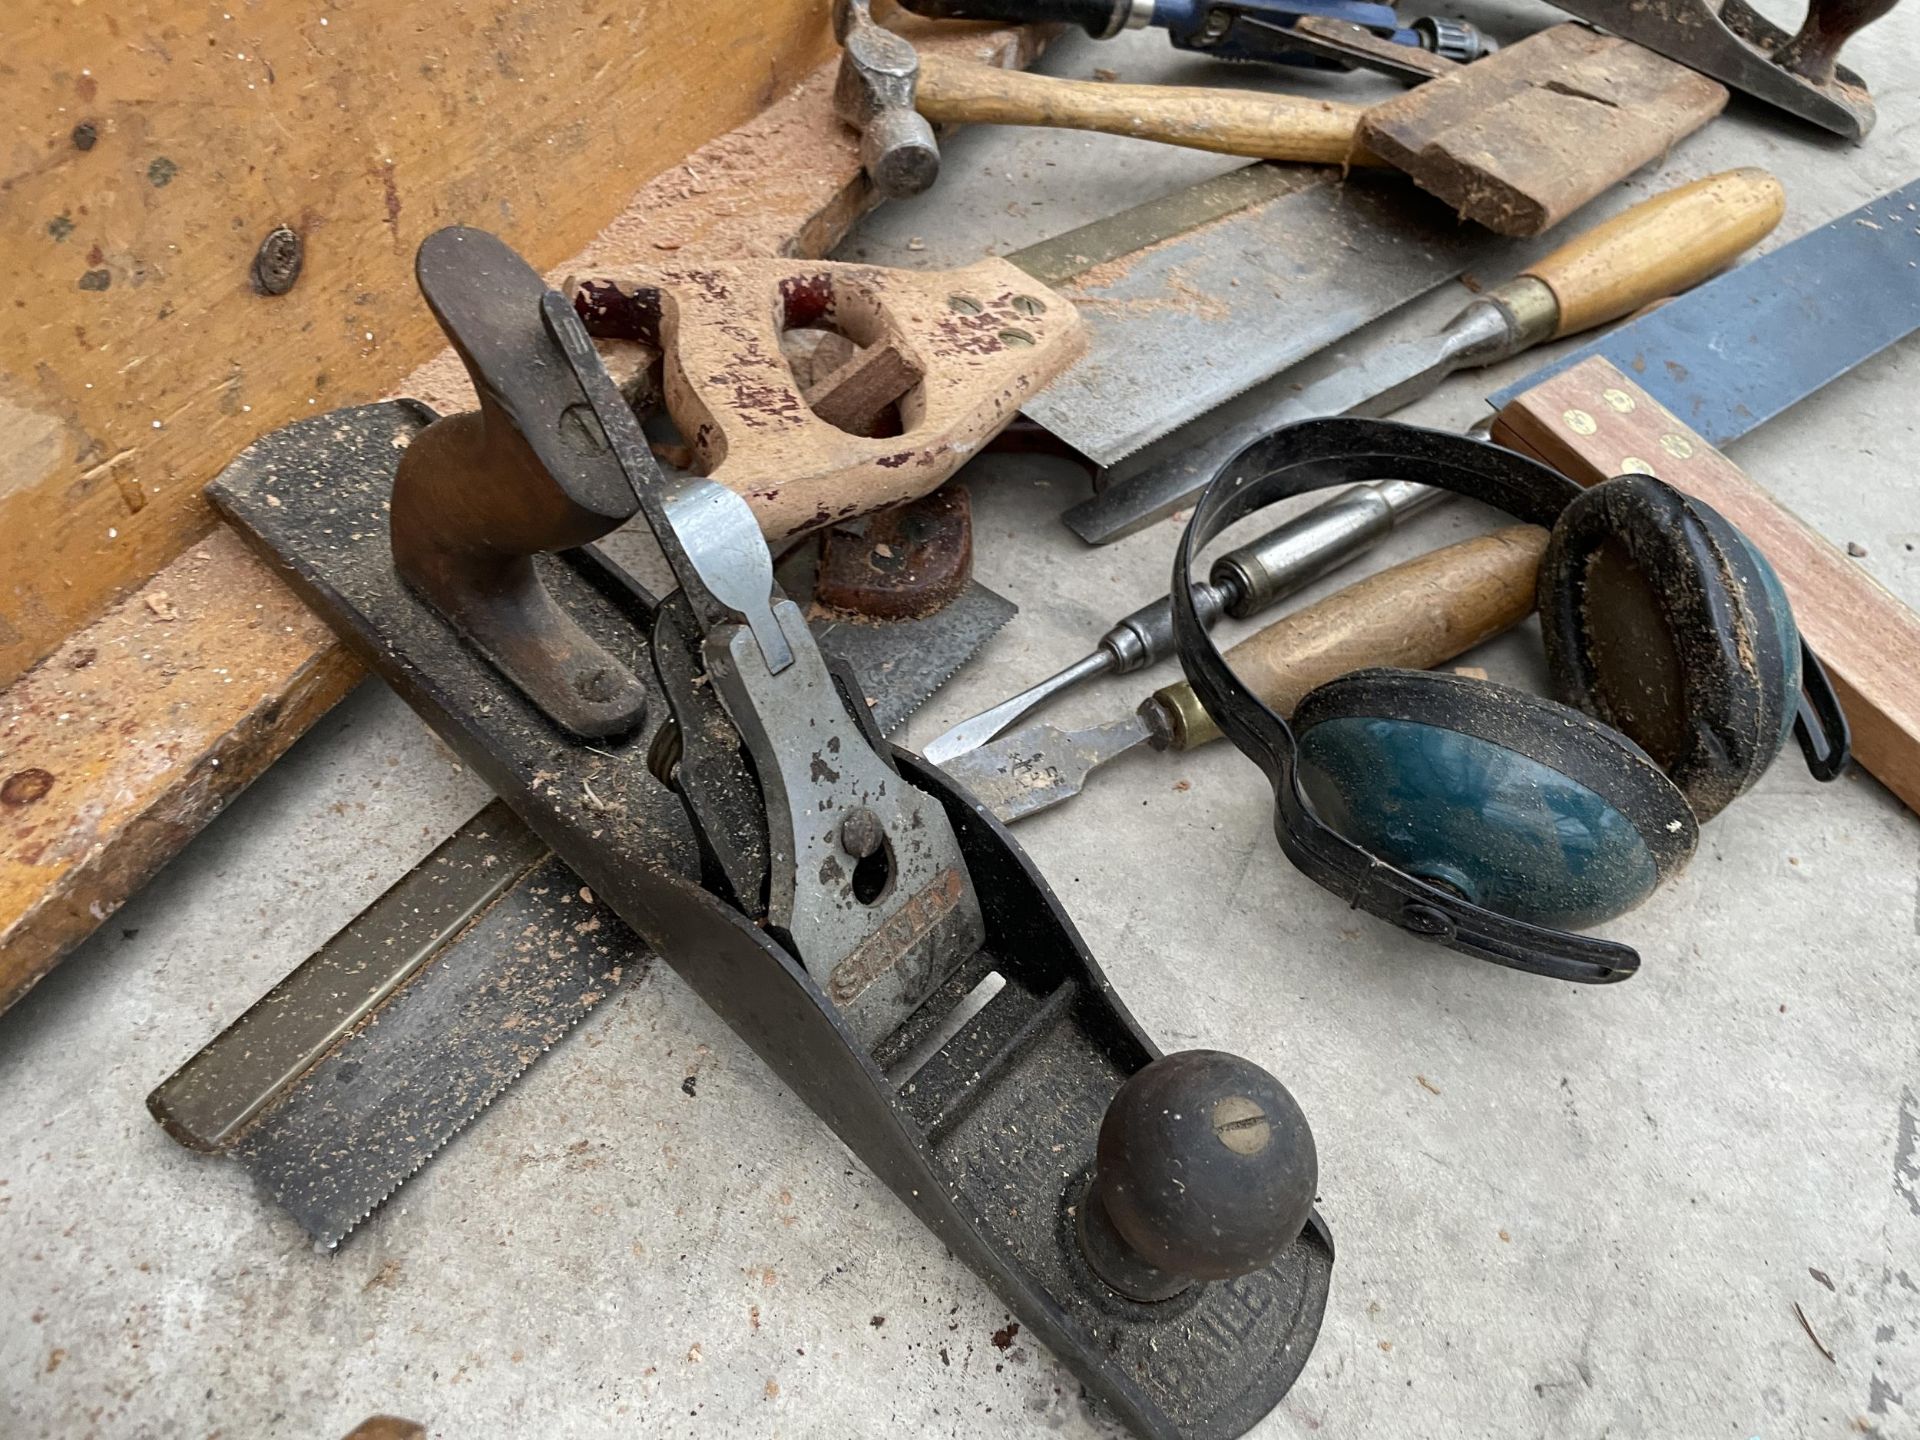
xmin=895 ymin=0 xmax=1492 ymax=72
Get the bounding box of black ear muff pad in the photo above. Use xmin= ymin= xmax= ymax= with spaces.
xmin=1173 ymin=417 xmax=1847 ymax=981
xmin=1292 ymin=669 xmax=1699 ymax=932
xmin=1538 ymin=475 xmax=1802 ymax=823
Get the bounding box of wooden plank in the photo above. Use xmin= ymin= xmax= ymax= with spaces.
xmin=0 ymin=17 xmax=1046 ymax=1014
xmin=1356 ymin=25 xmax=1725 ymax=236
xmin=0 ymin=0 xmax=842 ymax=693
xmin=1493 ymin=356 xmax=1920 ymax=814
xmin=0 ymin=528 xmax=359 ymax=1003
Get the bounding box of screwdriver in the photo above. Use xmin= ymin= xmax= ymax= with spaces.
xmin=920 ymin=468 xmax=1457 ymax=764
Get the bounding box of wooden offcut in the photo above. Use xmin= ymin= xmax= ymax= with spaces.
xmin=1494 ymin=357 xmax=1920 ymax=815
xmin=803 ymin=339 xmax=924 ymax=436
xmin=0 ymin=15 xmax=1047 ymax=1014
xmin=1357 ymin=24 xmax=1728 ymax=236
xmin=0 ymin=529 xmax=359 ymax=1006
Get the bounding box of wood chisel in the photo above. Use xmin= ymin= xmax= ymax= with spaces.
xmin=939 ymin=526 xmax=1546 ymax=821
xmin=1067 ymin=168 xmax=1786 ymax=544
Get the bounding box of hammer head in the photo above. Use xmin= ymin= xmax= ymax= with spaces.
xmin=832 ymin=0 xmax=941 ymax=200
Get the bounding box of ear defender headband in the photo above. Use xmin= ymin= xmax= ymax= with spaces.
xmin=1169 ymin=417 xmax=1849 ymax=985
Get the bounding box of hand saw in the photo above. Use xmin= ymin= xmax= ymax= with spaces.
xmin=195 ymin=226 xmax=1334 ymax=1439
xmin=148 ymin=522 xmax=1011 ymax=1250
xmin=1010 ymin=163 xmax=1500 ymax=466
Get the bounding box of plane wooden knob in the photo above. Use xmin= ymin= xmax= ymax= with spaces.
xmin=1076 ymin=1051 xmax=1318 ymax=1303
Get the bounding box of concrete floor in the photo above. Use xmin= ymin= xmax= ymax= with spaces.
xmin=5 ymin=8 xmax=1919 ymax=1438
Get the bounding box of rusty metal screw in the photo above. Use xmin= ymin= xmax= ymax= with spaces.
xmin=252 ymin=225 xmax=303 ymax=296
xmin=839 ymin=808 xmax=885 ymax=859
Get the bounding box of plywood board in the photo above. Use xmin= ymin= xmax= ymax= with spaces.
xmin=0 ymin=0 xmax=842 ymax=693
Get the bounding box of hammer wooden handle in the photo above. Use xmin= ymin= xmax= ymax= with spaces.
xmin=1157 ymin=525 xmax=1548 ymax=750
xmin=916 ymin=52 xmax=1376 ymax=166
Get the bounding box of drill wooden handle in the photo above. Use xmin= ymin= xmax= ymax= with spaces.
xmin=915 ymin=52 xmax=1376 ymax=166
xmin=1524 ymin=169 xmax=1786 ymax=340
xmin=1158 ymin=525 xmax=1549 ymax=750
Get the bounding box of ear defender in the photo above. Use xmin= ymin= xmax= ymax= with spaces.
xmin=1290 ymin=475 xmax=1808 ymax=930
xmin=1293 ymin=670 xmax=1699 ymax=931
xmin=1169 ymin=418 xmax=1851 ymax=981
xmin=1536 ymin=475 xmax=1803 ymax=822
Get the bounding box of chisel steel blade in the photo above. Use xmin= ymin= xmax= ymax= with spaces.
xmin=1486 ymin=178 xmax=1920 ymax=445
xmin=939 ymin=714 xmax=1152 ymax=823
xmin=1013 ymin=165 xmax=1493 ymax=467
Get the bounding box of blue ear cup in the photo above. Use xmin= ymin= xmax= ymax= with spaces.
xmin=1293 ymin=670 xmax=1699 ymax=931
xmin=1538 ymin=475 xmax=1805 ymax=822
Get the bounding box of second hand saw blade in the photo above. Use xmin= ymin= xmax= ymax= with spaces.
xmin=152 ymin=576 xmax=1014 ymax=1247
xmin=233 ymin=846 xmax=645 ymax=1250
xmin=147 ymin=800 xmax=650 ymax=1250
xmin=1012 ymin=166 xmax=1498 ymax=467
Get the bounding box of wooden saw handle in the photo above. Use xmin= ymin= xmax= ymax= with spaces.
xmin=1523 ymin=168 xmax=1786 ymax=340
xmin=1156 ymin=525 xmax=1549 ymax=750
xmin=915 ymin=52 xmax=1376 ymax=166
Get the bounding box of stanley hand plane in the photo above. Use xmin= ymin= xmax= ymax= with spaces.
xmin=208 ymin=226 xmax=1332 ymax=1440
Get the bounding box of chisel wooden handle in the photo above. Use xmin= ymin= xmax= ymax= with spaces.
xmin=1152 ymin=525 xmax=1549 ymax=750
xmin=1519 ymin=169 xmax=1786 ymax=340
xmin=915 ymin=52 xmax=1376 ymax=166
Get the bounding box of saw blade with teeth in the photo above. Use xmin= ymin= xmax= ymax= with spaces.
xmin=150 ymin=578 xmax=1011 ymax=1246
xmin=239 ymin=850 xmax=641 ymax=1250
xmin=150 ymin=802 xmax=648 ymax=1249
